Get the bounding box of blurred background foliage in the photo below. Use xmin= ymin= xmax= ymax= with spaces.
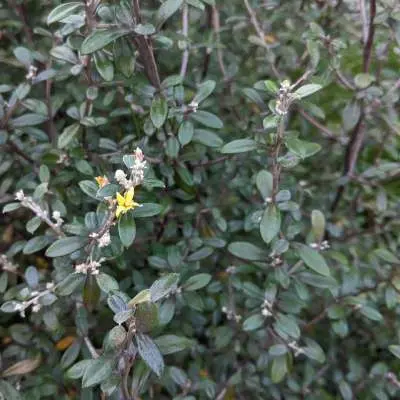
xmin=0 ymin=0 xmax=400 ymax=399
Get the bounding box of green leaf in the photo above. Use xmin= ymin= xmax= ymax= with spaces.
xmin=55 ymin=274 xmax=85 ymax=296
xmin=0 ymin=379 xmax=22 ymax=400
xmin=136 ymin=333 xmax=164 ymax=377
xmin=161 ymin=75 xmax=183 ymax=88
xmin=298 ymin=272 xmax=337 ymax=289
xmin=11 ymin=113 xmax=48 ymax=127
xmin=58 ymin=123 xmax=80 ymax=149
xmin=47 ymin=2 xmax=84 ymax=24
xmin=135 ymin=302 xmax=159 ymax=333
xmin=178 ymin=120 xmax=194 ymax=146
xmin=285 ymin=137 xmax=321 ymax=159
xmin=311 ymin=210 xmax=325 ymax=242
xmin=23 ymin=236 xmax=53 ymax=255
xmin=134 ymin=24 xmax=156 ymax=36
xmin=263 ymin=115 xmax=279 ymax=130
xmin=354 ymin=73 xmax=375 ymax=89
xmin=228 ymin=242 xmax=266 ymax=261
xmin=25 ymin=266 xmax=38 ymax=288
xmin=45 ymin=236 xmax=87 ymax=257
xmin=192 ymin=80 xmax=216 ymax=104
xmin=193 ymin=129 xmax=223 ymax=148
xmin=191 ymin=111 xmax=223 ymax=129
xmin=274 ymin=313 xmax=300 ymax=339
xmin=66 ymin=360 xmax=91 ymax=380
xmin=183 ymin=274 xmax=212 ymax=291
xmin=118 ymin=212 xmax=136 ymax=247
xmin=50 ymin=46 xmax=79 ymax=64
xmin=150 ymin=273 xmax=180 ymax=302
xmin=79 ymin=180 xmax=99 ymax=200
xmin=61 ymin=340 xmax=81 ymax=369
xmin=96 ymin=273 xmax=119 ymax=293
xmin=359 ymin=305 xmax=383 ymax=322
xmin=389 ymin=345 xmax=400 ymax=359
xmin=176 ymin=164 xmax=194 ymax=186
xmin=114 ymin=38 xmax=135 ymax=78
xmin=82 ymin=357 xmax=114 ymax=387
xmin=105 ymin=326 xmax=127 ymax=350
xmin=269 ymin=344 xmax=288 ymax=357
xmin=93 ymin=51 xmax=114 ymax=81
xmin=81 ymin=29 xmax=128 ymax=54
xmin=132 ymin=203 xmax=163 ymax=218
xmin=294 ymin=84 xmax=322 ymax=99
xmin=296 ymin=244 xmax=330 ymax=276
xmin=150 ymin=96 xmax=168 ymax=128
xmin=270 ymin=355 xmax=288 ymax=383
xmin=260 ymin=204 xmax=281 ymax=244
xmin=165 ymin=137 xmax=180 ymax=158
xmin=2 ymin=203 xmax=21 ymax=213
xmin=154 ymin=335 xmax=193 ymax=355
xmin=220 ymin=139 xmax=257 ymax=154
xmin=374 ymin=248 xmax=400 ymax=264
xmin=303 ymin=338 xmax=326 ymax=363
xmin=243 ymin=314 xmax=264 ymax=331
xmin=156 ymin=0 xmax=183 ymax=27
xmin=128 ymin=289 xmax=151 ymax=307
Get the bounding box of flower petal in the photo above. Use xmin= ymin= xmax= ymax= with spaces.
xmin=116 ymin=192 xmax=125 ymax=206
xmin=125 ymin=188 xmax=134 ymax=203
xmin=116 ymin=206 xmax=124 ymax=218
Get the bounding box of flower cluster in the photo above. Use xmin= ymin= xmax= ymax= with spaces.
xmin=75 ymin=259 xmax=104 ymax=275
xmin=15 ymin=190 xmax=64 ymax=231
xmin=14 ymin=282 xmax=55 ymax=317
xmin=261 ymin=299 xmax=273 ymax=317
xmin=115 ymin=147 xmax=147 ymax=190
xmin=89 ymin=231 xmax=111 ymax=248
xmin=0 ymin=254 xmax=18 ymax=273
xmin=221 ymin=306 xmax=242 ymax=322
xmin=310 ymin=240 xmax=330 ymax=251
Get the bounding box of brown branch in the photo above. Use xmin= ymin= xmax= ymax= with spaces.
xmin=131 ymin=0 xmax=161 ymax=90
xmin=297 ymin=108 xmax=345 ymax=143
xmin=201 ymin=6 xmax=213 ymax=79
xmin=362 ymin=0 xmax=376 ymax=73
xmin=243 ymin=0 xmax=280 ymax=78
xmin=212 ymin=6 xmax=227 ymax=79
xmin=45 ymin=61 xmax=57 ymax=146
xmin=271 ymin=118 xmax=285 ymax=202
xmin=331 ymin=0 xmax=376 ymax=212
xmin=6 ymin=141 xmax=35 ymax=165
xmin=179 ymin=4 xmax=190 ymax=79
xmin=8 ymin=0 xmax=33 ymax=45
xmin=193 ymin=155 xmax=233 ymax=168
xmin=331 ymin=113 xmax=365 ymax=212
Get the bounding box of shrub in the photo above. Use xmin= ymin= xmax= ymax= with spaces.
xmin=1 ymin=0 xmax=400 ymax=399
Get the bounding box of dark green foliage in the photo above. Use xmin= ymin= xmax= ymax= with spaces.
xmin=1 ymin=0 xmax=400 ymax=399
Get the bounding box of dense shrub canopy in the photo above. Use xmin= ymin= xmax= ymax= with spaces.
xmin=1 ymin=0 xmax=400 ymax=399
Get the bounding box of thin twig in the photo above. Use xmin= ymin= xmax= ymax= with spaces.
xmin=297 ymin=108 xmax=345 ymax=143
xmin=193 ymin=155 xmax=233 ymax=168
xmin=363 ymin=0 xmax=376 ymax=73
xmin=45 ymin=58 xmax=57 ymax=146
xmin=271 ymin=118 xmax=285 ymax=202
xmin=359 ymin=0 xmax=369 ymax=44
xmin=131 ymin=0 xmax=161 ymax=90
xmin=243 ymin=0 xmax=280 ymax=78
xmin=331 ymin=0 xmax=376 ymax=212
xmin=84 ymin=336 xmax=100 ymax=359
xmin=179 ymin=4 xmax=189 ymax=79
xmin=212 ymin=6 xmax=227 ymax=79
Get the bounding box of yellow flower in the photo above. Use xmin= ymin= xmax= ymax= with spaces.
xmin=116 ymin=188 xmax=140 ymax=218
xmin=95 ymin=176 xmax=109 ymax=188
